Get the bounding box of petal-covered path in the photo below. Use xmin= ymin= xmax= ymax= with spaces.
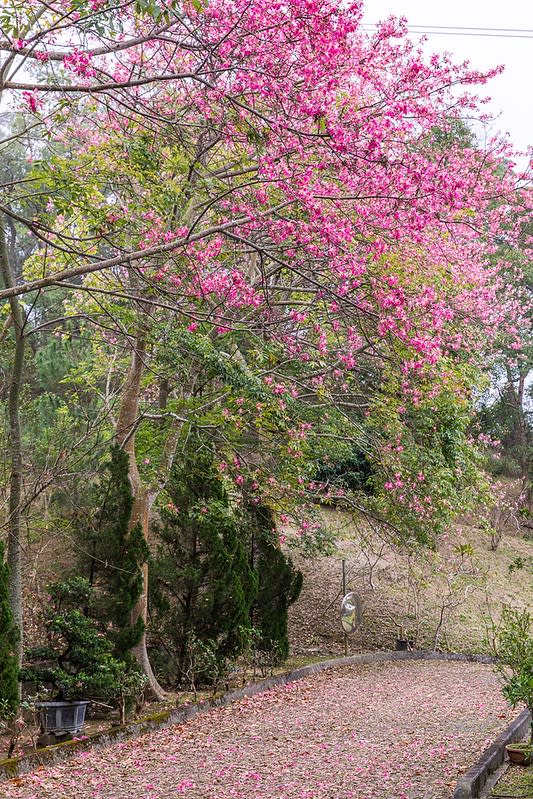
xmin=4 ymin=660 xmax=515 ymax=799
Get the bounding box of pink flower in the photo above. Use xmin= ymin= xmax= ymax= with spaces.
xmin=22 ymin=91 xmax=42 ymax=113
xmin=176 ymin=779 xmax=195 ymax=792
xmin=63 ymin=49 xmax=96 ymax=78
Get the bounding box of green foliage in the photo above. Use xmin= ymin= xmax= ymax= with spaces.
xmin=77 ymin=446 xmax=148 ymax=659
xmin=478 ymin=387 xmax=532 ymax=481
xmin=114 ymin=667 xmax=148 ymax=724
xmin=509 ymin=556 xmax=533 ymax=574
xmin=454 ymin=542 xmax=475 ymax=559
xmin=476 ymin=212 xmax=533 ymax=490
xmin=159 ymin=327 xmax=278 ymax=406
xmin=133 ymin=0 xmax=186 ymax=22
xmin=314 ymin=447 xmax=373 ymax=494
xmin=0 ymin=542 xmax=19 ymax=717
xmin=367 ymin=358 xmax=486 ymax=544
xmin=21 ymin=325 xmax=106 ymax=472
xmin=150 ymin=446 xmax=258 ymax=686
xmin=428 ymin=118 xmax=476 ymax=151
xmin=22 ymin=577 xmax=136 ymax=702
xmin=249 ymin=505 xmax=303 ymax=663
xmin=181 ymin=633 xmax=227 ymax=697
xmin=495 ymin=606 xmax=533 ymax=741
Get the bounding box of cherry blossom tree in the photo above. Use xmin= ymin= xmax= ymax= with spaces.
xmin=0 ymin=0 xmax=530 ymax=689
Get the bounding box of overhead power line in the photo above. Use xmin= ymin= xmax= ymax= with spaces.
xmin=361 ymin=24 xmax=533 ymax=39
xmin=409 ymin=32 xmax=532 ymax=39
xmin=403 ymin=25 xmax=533 ymax=33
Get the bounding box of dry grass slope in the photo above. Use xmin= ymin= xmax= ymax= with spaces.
xmin=288 ymin=507 xmax=533 ymax=657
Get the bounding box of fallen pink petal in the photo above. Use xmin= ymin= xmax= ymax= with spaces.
xmin=2 ymin=661 xmax=517 ymax=799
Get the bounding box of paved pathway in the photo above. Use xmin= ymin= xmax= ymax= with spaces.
xmin=3 ymin=660 xmax=516 ymax=799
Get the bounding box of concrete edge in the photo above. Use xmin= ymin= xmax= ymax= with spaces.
xmin=478 ymin=760 xmax=510 ymax=799
xmin=0 ymin=649 xmax=497 ymax=782
xmin=451 ymin=708 xmax=531 ymax=799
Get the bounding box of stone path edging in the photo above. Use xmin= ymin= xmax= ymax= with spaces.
xmin=0 ymin=649 xmax=499 ymax=783
xmin=451 ymin=708 xmax=531 ymax=799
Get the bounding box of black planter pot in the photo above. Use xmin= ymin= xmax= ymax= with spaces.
xmin=395 ymin=638 xmax=415 ymax=651
xmin=36 ymin=700 xmax=90 ymax=735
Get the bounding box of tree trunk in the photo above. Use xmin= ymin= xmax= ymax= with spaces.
xmin=115 ymin=331 xmax=167 ymax=699
xmin=504 ymin=365 xmax=531 ymax=505
xmin=0 ymin=219 xmax=24 ymax=672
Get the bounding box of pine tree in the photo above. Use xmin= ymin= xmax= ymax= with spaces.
xmin=248 ymin=505 xmax=303 ymax=663
xmin=151 ymin=447 xmax=258 ymax=685
xmin=0 ymin=541 xmax=19 ymax=715
xmin=78 ymin=446 xmax=148 ymax=660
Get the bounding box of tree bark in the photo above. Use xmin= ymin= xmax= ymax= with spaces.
xmin=115 ymin=330 xmax=167 ymax=699
xmin=0 ymin=219 xmax=25 ymax=672
xmin=504 ymin=365 xmax=531 ymax=504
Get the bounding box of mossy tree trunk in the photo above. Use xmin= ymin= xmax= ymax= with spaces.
xmin=0 ymin=540 xmax=19 ymax=715
xmin=0 ymin=219 xmax=24 ymax=675
xmin=115 ymin=329 xmax=167 ymax=699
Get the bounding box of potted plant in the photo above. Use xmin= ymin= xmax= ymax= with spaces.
xmin=395 ymin=625 xmax=415 ymax=651
xmin=23 ymin=578 xmax=144 ymax=742
xmin=494 ymin=606 xmax=533 ymax=765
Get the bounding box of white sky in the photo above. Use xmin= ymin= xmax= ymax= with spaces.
xmin=362 ymin=0 xmax=533 ymax=158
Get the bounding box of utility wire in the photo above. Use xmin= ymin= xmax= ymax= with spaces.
xmin=411 ymin=32 xmax=532 ymax=39
xmin=396 ymin=25 xmax=533 ymax=33
xmin=361 ymin=24 xmax=533 ymax=39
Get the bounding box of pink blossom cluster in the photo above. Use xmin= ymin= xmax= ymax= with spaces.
xmin=6 ymin=0 xmax=532 ymax=520
xmin=63 ymin=49 xmax=96 ymax=78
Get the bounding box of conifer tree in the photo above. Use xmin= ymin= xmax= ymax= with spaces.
xmin=248 ymin=505 xmax=303 ymax=663
xmin=79 ymin=446 xmax=148 ymax=660
xmin=151 ymin=447 xmax=258 ymax=683
xmin=0 ymin=541 xmax=19 ymax=715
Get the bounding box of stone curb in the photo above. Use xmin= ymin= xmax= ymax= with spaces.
xmin=0 ymin=649 xmax=497 ymax=782
xmin=451 ymin=708 xmax=531 ymax=799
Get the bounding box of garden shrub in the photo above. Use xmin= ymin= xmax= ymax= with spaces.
xmin=23 ymin=577 xmax=145 ymax=713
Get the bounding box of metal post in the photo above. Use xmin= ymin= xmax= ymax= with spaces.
xmin=342 ymin=559 xmax=348 ymax=657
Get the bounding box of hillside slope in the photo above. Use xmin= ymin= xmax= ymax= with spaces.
xmin=288 ymin=506 xmax=533 ymax=656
